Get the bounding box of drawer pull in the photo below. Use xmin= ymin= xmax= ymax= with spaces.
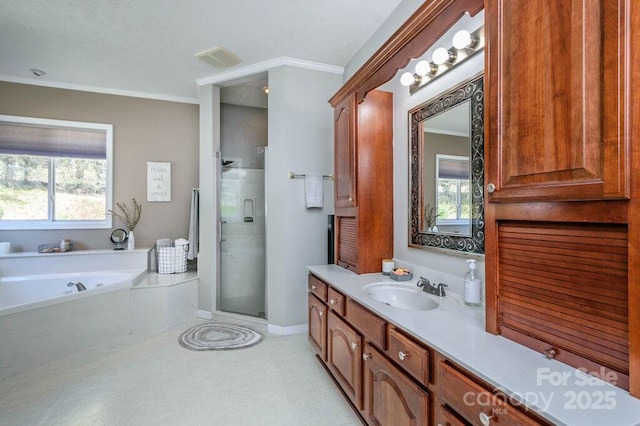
xmin=351 ymin=342 xmax=358 ymax=350
xmin=544 ymin=347 xmax=557 ymax=359
xmin=311 ymin=285 xmax=317 ymax=290
xmin=479 ymin=412 xmax=493 ymax=426
xmin=329 ymin=299 xmax=337 ymax=305
xmin=318 ymin=310 xmax=323 ymax=317
xmin=362 ymin=353 xmax=371 ymax=361
xmin=398 ymin=351 xmax=408 ymax=361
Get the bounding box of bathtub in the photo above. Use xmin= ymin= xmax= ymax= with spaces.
xmin=0 ymin=269 xmax=144 ymax=315
xmin=0 ymin=250 xmax=149 ymax=381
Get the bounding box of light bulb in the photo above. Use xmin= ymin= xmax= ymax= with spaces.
xmin=452 ymin=30 xmax=473 ymax=49
xmin=400 ymin=72 xmax=416 ymax=87
xmin=414 ymin=60 xmax=431 ymax=76
xmin=432 ymin=47 xmax=452 ymax=65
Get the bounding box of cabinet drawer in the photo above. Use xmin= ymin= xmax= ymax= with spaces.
xmin=327 ymin=287 xmax=346 ymax=316
xmin=388 ymin=327 xmax=430 ymax=385
xmin=440 ymin=362 xmax=544 ymax=426
xmin=345 ymin=298 xmax=386 ymax=350
xmin=437 ymin=404 xmax=467 ymax=426
xmin=308 ymin=274 xmax=327 ymax=302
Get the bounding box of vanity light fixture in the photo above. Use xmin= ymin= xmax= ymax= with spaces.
xmin=400 ymin=26 xmax=484 ymax=94
xmin=452 ymin=30 xmax=478 ymax=50
xmin=432 ymin=47 xmax=455 ymax=65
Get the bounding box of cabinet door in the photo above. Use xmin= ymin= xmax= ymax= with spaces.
xmin=334 ymin=94 xmax=357 ymax=208
xmin=336 ymin=215 xmax=358 ymax=271
xmin=486 ymin=0 xmax=628 ymax=202
xmin=308 ymin=293 xmax=327 ymax=361
xmin=362 ymin=344 xmax=429 ymax=426
xmin=327 ymin=311 xmax=362 ymax=409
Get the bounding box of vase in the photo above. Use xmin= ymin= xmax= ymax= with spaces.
xmin=127 ymin=230 xmax=135 ymax=250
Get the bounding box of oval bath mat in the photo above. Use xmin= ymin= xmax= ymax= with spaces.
xmin=178 ymin=322 xmax=263 ymax=351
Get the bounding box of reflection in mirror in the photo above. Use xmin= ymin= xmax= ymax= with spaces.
xmin=409 ymin=75 xmax=484 ymax=254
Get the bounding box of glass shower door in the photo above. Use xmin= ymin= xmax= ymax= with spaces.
xmin=219 ymin=163 xmax=266 ymax=318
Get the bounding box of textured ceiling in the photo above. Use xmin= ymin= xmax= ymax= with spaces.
xmin=0 ymin=0 xmax=404 ymax=103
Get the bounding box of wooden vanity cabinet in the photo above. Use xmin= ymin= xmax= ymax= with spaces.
xmin=327 ymin=310 xmax=363 ymax=409
xmin=484 ymin=0 xmax=635 ymax=392
xmin=308 ymin=273 xmax=552 ymax=425
xmin=332 ymin=90 xmax=393 ymax=274
xmin=438 ymin=360 xmax=548 ymax=426
xmin=362 ymin=343 xmax=430 ymax=425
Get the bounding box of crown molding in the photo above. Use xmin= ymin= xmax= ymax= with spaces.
xmin=196 ymin=56 xmax=344 ymax=86
xmin=0 ymin=75 xmax=199 ymax=104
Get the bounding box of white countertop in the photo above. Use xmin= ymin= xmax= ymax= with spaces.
xmin=308 ymin=264 xmax=640 ymax=426
xmin=132 ymin=270 xmax=198 ymax=288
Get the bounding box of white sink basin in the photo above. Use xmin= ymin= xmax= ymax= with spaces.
xmin=363 ymin=283 xmax=440 ymax=311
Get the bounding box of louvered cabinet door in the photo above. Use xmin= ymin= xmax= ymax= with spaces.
xmin=495 ymin=222 xmax=629 ymax=390
xmin=336 ymin=215 xmax=358 ymax=272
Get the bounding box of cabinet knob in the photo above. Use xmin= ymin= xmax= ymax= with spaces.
xmin=350 ymin=342 xmax=358 ymax=350
xmin=398 ymin=351 xmax=408 ymax=361
xmin=318 ymin=311 xmax=323 ymax=317
xmin=479 ymin=412 xmax=494 ymax=426
xmin=348 ymin=196 xmax=353 ymax=202
xmin=311 ymin=285 xmax=317 ymax=290
xmin=486 ymin=183 xmax=496 ymax=193
xmin=329 ymin=299 xmax=337 ymax=305
xmin=544 ymin=347 xmax=557 ymax=359
xmin=362 ymin=353 xmax=371 ymax=361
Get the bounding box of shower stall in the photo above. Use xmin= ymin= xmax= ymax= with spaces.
xmin=217 ymin=102 xmax=267 ymax=319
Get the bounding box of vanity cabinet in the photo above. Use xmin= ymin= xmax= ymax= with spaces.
xmin=332 ymin=90 xmax=393 ymax=274
xmin=485 ymin=0 xmax=629 ymax=202
xmin=484 ymin=0 xmax=634 ymax=393
xmin=308 ymin=273 xmax=551 ymax=426
xmin=327 ymin=310 xmax=363 ymax=409
xmin=362 ymin=343 xmax=430 ymax=425
xmin=439 ymin=361 xmax=542 ymax=426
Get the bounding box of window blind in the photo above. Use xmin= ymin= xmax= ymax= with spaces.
xmin=0 ymin=122 xmax=107 ymax=159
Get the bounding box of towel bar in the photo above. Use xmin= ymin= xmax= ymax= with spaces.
xmin=288 ymin=172 xmax=334 ymax=180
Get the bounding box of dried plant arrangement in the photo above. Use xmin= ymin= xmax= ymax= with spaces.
xmin=109 ymin=198 xmax=142 ymax=231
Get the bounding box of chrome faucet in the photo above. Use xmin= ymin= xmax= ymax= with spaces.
xmin=67 ymin=281 xmax=87 ymax=291
xmin=416 ymin=276 xmax=447 ymax=297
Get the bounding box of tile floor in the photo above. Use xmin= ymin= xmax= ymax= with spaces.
xmin=0 ymin=318 xmax=361 ymax=426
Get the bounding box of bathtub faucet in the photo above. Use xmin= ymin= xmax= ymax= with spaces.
xmin=67 ymin=281 xmax=87 ymax=291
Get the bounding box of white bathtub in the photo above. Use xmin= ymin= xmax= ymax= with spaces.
xmin=0 ymin=250 xmax=149 ymax=381
xmin=0 ymin=269 xmax=145 ymax=315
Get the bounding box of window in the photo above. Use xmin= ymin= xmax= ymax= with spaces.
xmin=435 ymin=154 xmax=470 ymax=225
xmin=0 ymin=115 xmax=113 ymax=230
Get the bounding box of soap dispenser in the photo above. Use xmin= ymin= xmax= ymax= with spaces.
xmin=464 ymin=259 xmax=482 ymax=306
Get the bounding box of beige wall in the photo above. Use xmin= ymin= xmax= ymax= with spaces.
xmin=0 ymin=82 xmax=199 ymax=252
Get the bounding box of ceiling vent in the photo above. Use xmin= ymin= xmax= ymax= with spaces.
xmin=195 ymin=46 xmax=241 ymax=68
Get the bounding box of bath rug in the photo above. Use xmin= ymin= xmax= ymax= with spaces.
xmin=178 ymin=322 xmax=263 ymax=351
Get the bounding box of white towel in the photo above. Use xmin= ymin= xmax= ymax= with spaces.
xmin=187 ymin=188 xmax=199 ymax=260
xmin=305 ymin=174 xmax=323 ymax=208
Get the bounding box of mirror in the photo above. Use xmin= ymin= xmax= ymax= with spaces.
xmin=409 ymin=75 xmax=484 ymax=254
xmin=110 ymin=228 xmax=128 ymax=250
